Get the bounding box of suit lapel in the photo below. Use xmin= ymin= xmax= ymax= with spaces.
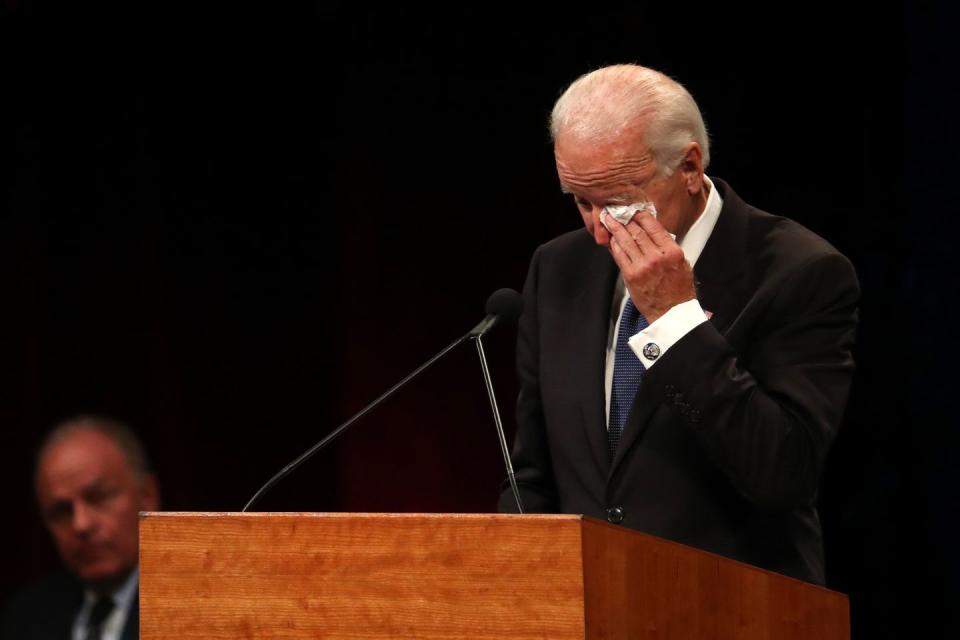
xmin=610 ymin=379 xmax=661 ymax=473
xmin=122 ymin=591 xmax=140 ymax=640
xmin=610 ymin=178 xmax=751 ymax=475
xmin=573 ymin=242 xmax=619 ymax=475
xmin=55 ymin=583 xmax=85 ymax=639
xmin=693 ymin=178 xmax=749 ymax=334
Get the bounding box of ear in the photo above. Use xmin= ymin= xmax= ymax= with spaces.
xmin=678 ymin=142 xmax=704 ymax=194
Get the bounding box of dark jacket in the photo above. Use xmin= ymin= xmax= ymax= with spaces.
xmin=2 ymin=572 xmax=138 ymax=640
xmin=500 ymin=179 xmax=859 ymax=585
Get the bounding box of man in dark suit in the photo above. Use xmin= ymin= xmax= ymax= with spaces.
xmin=499 ymin=64 xmax=858 ymax=585
xmin=2 ymin=416 xmax=159 ymax=640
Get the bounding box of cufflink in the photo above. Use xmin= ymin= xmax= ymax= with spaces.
xmin=642 ymin=343 xmax=661 ymax=360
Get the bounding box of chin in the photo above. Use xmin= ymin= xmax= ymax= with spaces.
xmin=74 ymin=562 xmax=132 ymax=588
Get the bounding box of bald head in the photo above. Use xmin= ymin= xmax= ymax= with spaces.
xmin=550 ymin=64 xmax=710 ymax=175
xmin=36 ymin=416 xmax=151 ymax=484
xmin=35 ymin=417 xmax=158 ymax=592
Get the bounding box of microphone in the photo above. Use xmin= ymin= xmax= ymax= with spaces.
xmin=242 ymin=288 xmax=523 ymax=512
xmin=469 ymin=288 xmax=523 ymax=337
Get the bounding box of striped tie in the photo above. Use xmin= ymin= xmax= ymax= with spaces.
xmin=609 ymin=297 xmax=648 ymax=457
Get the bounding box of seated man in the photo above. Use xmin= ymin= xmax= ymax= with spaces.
xmin=2 ymin=416 xmax=159 ymax=640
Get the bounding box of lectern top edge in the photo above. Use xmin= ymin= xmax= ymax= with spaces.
xmin=138 ymin=511 xmax=587 ymax=521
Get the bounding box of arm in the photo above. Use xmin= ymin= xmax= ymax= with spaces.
xmin=646 ymin=250 xmax=860 ymax=512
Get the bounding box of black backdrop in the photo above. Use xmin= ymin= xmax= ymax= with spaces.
xmin=2 ymin=3 xmax=956 ymax=638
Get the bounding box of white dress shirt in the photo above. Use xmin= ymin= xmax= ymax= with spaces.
xmin=71 ymin=567 xmax=138 ymax=640
xmin=604 ymin=176 xmax=724 ymax=423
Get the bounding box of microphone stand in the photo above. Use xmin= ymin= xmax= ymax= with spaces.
xmin=242 ymin=288 xmax=524 ymax=514
xmin=473 ymin=334 xmax=524 ymax=514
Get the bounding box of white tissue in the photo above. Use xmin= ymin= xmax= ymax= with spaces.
xmin=601 ymin=202 xmax=658 ymax=230
xmin=601 ymin=201 xmax=676 ymax=240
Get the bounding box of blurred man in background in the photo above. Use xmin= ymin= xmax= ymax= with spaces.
xmin=2 ymin=416 xmax=158 ymax=640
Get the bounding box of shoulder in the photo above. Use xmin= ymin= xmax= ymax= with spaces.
xmin=531 ymin=227 xmax=613 ymax=277
xmin=2 ymin=572 xmax=82 ymax=635
xmin=533 ymin=228 xmax=594 ymax=261
xmin=523 ymin=228 xmax=617 ymax=303
xmin=715 ymin=179 xmax=858 ymax=288
xmin=4 ymin=571 xmax=80 ymax=608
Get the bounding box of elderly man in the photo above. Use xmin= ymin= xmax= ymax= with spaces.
xmin=499 ymin=64 xmax=859 ymax=585
xmin=2 ymin=416 xmax=159 ymax=640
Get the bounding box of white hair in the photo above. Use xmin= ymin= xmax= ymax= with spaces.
xmin=550 ymin=64 xmax=710 ymax=174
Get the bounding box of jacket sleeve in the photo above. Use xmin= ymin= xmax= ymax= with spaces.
xmin=645 ymin=250 xmax=860 ymax=512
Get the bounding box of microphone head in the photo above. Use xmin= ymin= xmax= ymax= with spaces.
xmin=485 ymin=288 xmax=523 ymax=325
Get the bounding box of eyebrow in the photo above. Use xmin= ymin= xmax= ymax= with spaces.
xmin=559 ymin=187 xmax=633 ymax=205
xmin=43 ymin=473 xmax=108 ymax=501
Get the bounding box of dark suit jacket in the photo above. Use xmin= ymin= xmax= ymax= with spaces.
xmin=1 ymin=572 xmax=138 ymax=640
xmin=499 ymin=179 xmax=859 ymax=585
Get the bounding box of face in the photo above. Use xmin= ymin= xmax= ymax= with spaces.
xmin=554 ymin=126 xmax=705 ymax=246
xmin=35 ymin=429 xmax=158 ymax=590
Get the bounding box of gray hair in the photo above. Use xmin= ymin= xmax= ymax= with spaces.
xmin=550 ymin=64 xmax=710 ymax=174
xmin=36 ymin=415 xmax=153 ymax=481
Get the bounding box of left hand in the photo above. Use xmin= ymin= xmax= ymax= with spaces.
xmin=606 ymin=212 xmax=696 ymax=324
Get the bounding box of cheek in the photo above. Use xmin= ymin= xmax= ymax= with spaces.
xmin=578 ymin=208 xmax=594 ymax=232
xmin=660 ymin=174 xmax=688 ymax=209
xmin=93 ymin=495 xmax=140 ymax=539
xmin=112 ymin=497 xmax=142 ymax=528
xmin=51 ymin=529 xmax=78 ymax=554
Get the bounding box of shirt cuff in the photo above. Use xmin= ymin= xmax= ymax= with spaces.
xmin=628 ymin=299 xmax=708 ymax=369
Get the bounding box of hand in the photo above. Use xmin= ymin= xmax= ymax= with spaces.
xmin=605 ymin=212 xmax=696 ymax=324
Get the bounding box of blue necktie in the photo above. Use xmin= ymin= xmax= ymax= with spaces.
xmin=609 ymin=297 xmax=648 ymax=457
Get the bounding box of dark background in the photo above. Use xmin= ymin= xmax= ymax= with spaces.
xmin=1 ymin=2 xmax=956 ymax=638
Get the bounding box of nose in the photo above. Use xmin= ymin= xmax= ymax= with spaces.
xmin=591 ymin=207 xmax=611 ymax=246
xmin=71 ymin=501 xmax=97 ymax=536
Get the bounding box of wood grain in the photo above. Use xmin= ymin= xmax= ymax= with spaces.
xmin=140 ymin=513 xmax=588 ymax=639
xmin=580 ymin=518 xmax=849 ymax=639
xmin=140 ymin=513 xmax=848 ymax=639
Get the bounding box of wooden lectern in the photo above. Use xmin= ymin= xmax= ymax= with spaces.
xmin=139 ymin=512 xmax=849 ymax=639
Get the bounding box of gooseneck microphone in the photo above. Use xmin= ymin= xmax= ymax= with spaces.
xmin=242 ymin=288 xmax=524 ymax=513
xmin=469 ymin=287 xmax=523 ymax=337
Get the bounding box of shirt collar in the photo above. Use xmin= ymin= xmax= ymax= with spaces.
xmin=679 ymin=175 xmax=723 ymax=268
xmin=83 ymin=566 xmax=139 ymax=610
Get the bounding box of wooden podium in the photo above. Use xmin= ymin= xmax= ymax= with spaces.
xmin=139 ymin=512 xmax=849 ymax=639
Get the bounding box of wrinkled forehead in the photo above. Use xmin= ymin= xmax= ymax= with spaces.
xmin=554 ymin=135 xmax=655 ymax=197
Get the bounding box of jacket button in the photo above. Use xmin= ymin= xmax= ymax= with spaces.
xmin=606 ymin=506 xmax=625 ymax=524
